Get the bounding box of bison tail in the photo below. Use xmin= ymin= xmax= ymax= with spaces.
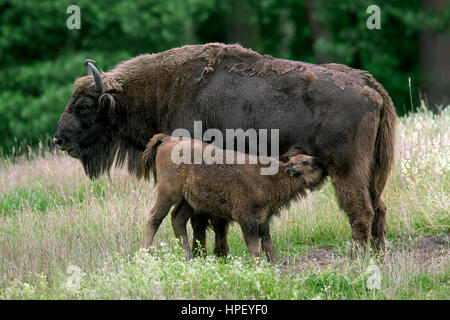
xmin=142 ymin=133 xmax=167 ymax=183
xmin=367 ymin=74 xmax=397 ymax=204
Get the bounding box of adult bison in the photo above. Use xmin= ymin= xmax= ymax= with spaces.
xmin=54 ymin=43 xmax=396 ymax=253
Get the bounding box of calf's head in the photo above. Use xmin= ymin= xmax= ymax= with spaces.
xmin=281 ymin=153 xmax=324 ymax=188
xmin=54 ymin=60 xmax=120 ymax=179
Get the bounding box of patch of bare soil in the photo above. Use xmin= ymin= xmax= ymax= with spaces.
xmin=396 ymin=233 xmax=449 ymax=267
xmin=278 ymin=246 xmax=345 ymax=273
xmin=278 ymin=233 xmax=450 ymax=273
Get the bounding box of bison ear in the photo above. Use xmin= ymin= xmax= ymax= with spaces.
xmin=99 ymin=93 xmax=121 ymax=121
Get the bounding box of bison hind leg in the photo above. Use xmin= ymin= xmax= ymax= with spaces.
xmin=333 ymin=175 xmax=375 ymax=256
xmin=370 ymin=198 xmax=387 ymax=255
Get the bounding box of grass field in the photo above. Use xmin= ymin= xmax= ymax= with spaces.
xmin=0 ymin=105 xmax=448 ymax=299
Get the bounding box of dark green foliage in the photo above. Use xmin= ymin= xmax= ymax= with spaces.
xmin=0 ymin=0 xmax=448 ymax=155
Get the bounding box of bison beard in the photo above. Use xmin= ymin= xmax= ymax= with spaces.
xmin=55 ymin=43 xmax=397 ymax=255
xmin=80 ymin=139 xmax=143 ymax=180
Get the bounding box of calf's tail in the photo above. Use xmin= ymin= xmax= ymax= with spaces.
xmin=142 ymin=133 xmax=167 ymax=183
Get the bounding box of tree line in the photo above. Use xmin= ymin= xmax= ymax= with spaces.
xmin=0 ymin=0 xmax=448 ymax=155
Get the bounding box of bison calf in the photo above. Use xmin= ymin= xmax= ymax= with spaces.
xmin=142 ymin=134 xmax=324 ymax=262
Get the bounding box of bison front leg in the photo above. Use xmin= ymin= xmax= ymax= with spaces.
xmin=171 ymin=199 xmax=194 ymax=260
xmin=144 ymin=194 xmax=174 ymax=251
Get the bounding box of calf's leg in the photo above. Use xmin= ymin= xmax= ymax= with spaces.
xmin=172 ymin=201 xmax=231 ymax=258
xmin=190 ymin=214 xmax=209 ymax=256
xmin=259 ymin=221 xmax=277 ymax=263
xmin=170 ymin=200 xmax=194 ymax=259
xmin=239 ymin=218 xmax=261 ymax=259
xmin=210 ymin=217 xmax=230 ymax=257
xmin=144 ymin=192 xmax=175 ymax=250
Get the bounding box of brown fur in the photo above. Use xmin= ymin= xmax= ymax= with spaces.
xmin=55 ymin=43 xmax=397 ymax=255
xmin=141 ymin=134 xmax=324 ymax=262
xmin=319 ymin=63 xmax=397 ymax=252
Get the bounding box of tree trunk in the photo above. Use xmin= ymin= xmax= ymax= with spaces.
xmin=224 ymin=0 xmax=261 ymax=51
xmin=277 ymin=9 xmax=296 ymax=59
xmin=305 ymin=0 xmax=331 ymax=63
xmin=420 ymin=0 xmax=450 ymax=111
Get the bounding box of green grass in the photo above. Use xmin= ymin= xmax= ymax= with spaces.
xmin=0 ymin=105 xmax=448 ymax=299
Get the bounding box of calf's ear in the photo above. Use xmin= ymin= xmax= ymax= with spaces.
xmin=279 ymin=154 xmax=290 ymax=163
xmin=279 ymin=146 xmax=308 ymax=163
xmin=289 ymin=146 xmax=307 ymax=155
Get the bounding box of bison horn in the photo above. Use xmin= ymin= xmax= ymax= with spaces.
xmin=84 ymin=59 xmax=103 ymax=93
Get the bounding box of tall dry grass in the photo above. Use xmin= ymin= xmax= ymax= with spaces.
xmin=0 ymin=105 xmax=448 ymax=299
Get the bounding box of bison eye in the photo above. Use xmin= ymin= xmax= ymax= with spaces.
xmin=302 ymin=159 xmax=309 ymax=166
xmin=78 ymin=105 xmax=90 ymax=115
